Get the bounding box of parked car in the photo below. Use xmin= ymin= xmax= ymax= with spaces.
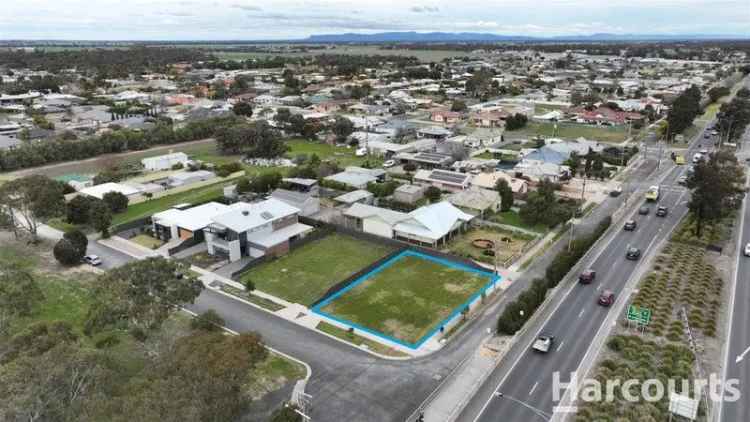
xmin=382 ymin=159 xmax=396 ymax=168
xmin=83 ymin=255 xmax=102 ymax=266
xmin=700 ymin=148 xmax=709 ymax=155
xmin=579 ymin=269 xmax=596 ymax=284
xmin=626 ymin=247 xmax=641 ymax=260
xmin=744 ymin=243 xmax=750 ymax=257
xmin=639 ymin=206 xmax=650 ymax=215
xmin=677 ymin=175 xmax=688 ymax=186
xmin=598 ymin=290 xmax=615 ymax=307
xmin=624 ymin=220 xmax=637 ymax=231
xmin=656 ymin=206 xmax=668 ymax=217
xmin=355 ymin=147 xmax=367 ymax=157
xmin=532 ymin=335 xmax=555 ymax=353
xmin=675 ymin=155 xmax=686 ymax=165
xmin=609 ymin=187 xmax=622 ymax=197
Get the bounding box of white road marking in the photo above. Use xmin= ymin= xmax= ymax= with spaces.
xmin=578 ymin=309 xmax=585 ymax=318
xmin=736 ymin=345 xmax=750 ymax=364
xmin=596 ymin=284 xmax=601 ymax=291
xmin=556 ymin=341 xmax=565 ymax=352
xmin=529 ymin=382 xmax=539 ymax=396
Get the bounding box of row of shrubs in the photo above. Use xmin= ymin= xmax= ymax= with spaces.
xmin=496 ymin=216 xmax=612 ymax=335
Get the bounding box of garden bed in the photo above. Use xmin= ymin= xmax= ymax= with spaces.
xmin=447 ymin=226 xmax=536 ymax=265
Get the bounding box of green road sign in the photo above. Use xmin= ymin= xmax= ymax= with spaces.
xmin=627 ymin=304 xmax=651 ymax=325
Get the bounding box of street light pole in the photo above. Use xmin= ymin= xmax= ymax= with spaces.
xmin=494 ymin=392 xmax=552 ymax=421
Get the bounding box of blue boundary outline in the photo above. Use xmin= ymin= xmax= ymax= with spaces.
xmin=311 ymin=249 xmax=501 ymax=350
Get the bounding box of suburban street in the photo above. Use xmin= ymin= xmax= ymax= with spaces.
xmin=458 ymin=125 xmax=712 ymax=422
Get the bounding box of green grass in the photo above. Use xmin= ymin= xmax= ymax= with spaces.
xmin=507 ymin=121 xmax=637 ymax=144
xmin=316 ymin=321 xmax=408 ymax=357
xmin=320 ymin=254 xmax=491 ymax=345
xmin=240 ymin=233 xmax=394 ymax=306
xmin=220 ymin=286 xmax=286 ymax=312
xmin=13 ymin=274 xmax=95 ymax=336
xmin=285 ymin=139 xmax=383 ymax=167
xmin=487 ymin=210 xmax=548 ymax=233
xmin=212 ymin=45 xmax=462 ymax=63
xmin=112 ymin=180 xmax=232 ymax=226
xmin=130 ymin=234 xmax=165 ymax=249
xmin=181 ymin=142 xmax=242 ymax=166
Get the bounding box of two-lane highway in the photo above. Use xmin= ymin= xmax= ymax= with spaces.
xmin=459 ymin=126 xmax=712 ymax=422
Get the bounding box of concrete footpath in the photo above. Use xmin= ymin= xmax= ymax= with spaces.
xmin=422 ymin=337 xmax=511 ymax=421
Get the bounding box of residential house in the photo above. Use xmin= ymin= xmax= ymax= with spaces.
xmin=0 ymin=134 xmax=21 ymax=150
xmin=141 ymin=152 xmax=190 ymax=171
xmin=205 ymin=199 xmax=313 ymax=262
xmin=393 ymin=184 xmax=425 ymax=204
xmin=414 ymin=169 xmax=472 ymax=192
xmin=430 ymin=110 xmax=462 ymax=125
xmin=324 ymin=166 xmax=386 ymax=190
xmin=343 ymin=201 xmax=474 ymax=247
xmin=471 ymin=171 xmax=529 ymax=195
xmin=394 ymin=151 xmax=455 ymax=169
xmin=470 ymin=111 xmax=508 ymax=128
xmin=152 ymin=202 xmax=230 ymax=242
xmin=168 ymin=170 xmax=216 ymax=188
xmin=334 ymin=190 xmax=375 ymax=206
xmin=447 ymin=187 xmax=501 ymax=217
xmin=269 ymin=178 xmax=320 ymax=217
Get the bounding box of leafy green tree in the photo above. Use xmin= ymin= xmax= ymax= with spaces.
xmin=84 ymin=257 xmax=203 ymax=337
xmin=495 ymin=179 xmax=514 ymax=212
xmin=331 ymin=116 xmax=355 ymax=142
xmin=451 ymin=100 xmax=468 ymax=112
xmin=666 ymin=85 xmax=701 ymax=138
xmin=190 ymin=310 xmax=225 ymax=332
xmin=54 ymin=238 xmax=85 ymax=266
xmin=0 ymin=175 xmax=65 ymax=241
xmin=424 ymin=186 xmax=442 ymax=203
xmin=232 ymin=101 xmax=253 ymax=117
xmin=0 ymin=266 xmax=44 ymax=331
xmin=102 ymin=191 xmax=129 ymax=213
xmin=88 ymin=198 xmax=112 ymax=238
xmin=67 ymin=195 xmax=93 ymax=224
xmin=687 ymin=151 xmax=745 ymax=237
xmin=64 ymin=229 xmax=88 ymax=256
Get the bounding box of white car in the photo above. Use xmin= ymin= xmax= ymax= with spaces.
xmin=83 ymin=255 xmax=102 ymax=266
xmin=382 ymin=159 xmax=396 ymax=168
xmin=744 ymin=243 xmax=750 ymax=257
xmin=355 ymin=147 xmax=367 ymax=157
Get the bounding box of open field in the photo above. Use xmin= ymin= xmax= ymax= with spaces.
xmin=487 ymin=210 xmax=548 ymax=233
xmin=448 ymin=226 xmax=536 ymax=265
xmin=212 ymin=45 xmax=463 ymax=63
xmin=240 ymin=233 xmax=395 ymax=306
xmin=506 ymin=121 xmax=639 ymax=144
xmin=318 ymin=251 xmax=495 ymax=346
xmin=112 ymin=180 xmax=232 ymax=226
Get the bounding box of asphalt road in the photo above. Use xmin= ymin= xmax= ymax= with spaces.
xmin=718 ymin=116 xmax=750 ymax=422
xmin=459 ymin=126 xmax=712 ymax=422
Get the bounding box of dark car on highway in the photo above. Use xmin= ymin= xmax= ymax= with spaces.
xmin=626 ymin=247 xmax=641 ymax=260
xmin=656 ymin=206 xmax=668 ymax=217
xmin=579 ymin=269 xmax=596 ymax=284
xmin=638 ymin=206 xmax=650 ymax=215
xmin=598 ymin=290 xmax=615 ymax=307
xmin=624 ymin=220 xmax=637 ymax=231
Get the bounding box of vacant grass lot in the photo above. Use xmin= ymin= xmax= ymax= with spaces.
xmin=285 ymin=139 xmax=382 ymax=167
xmin=507 ymin=121 xmax=638 ymax=144
xmin=487 ymin=210 xmax=548 ymax=234
xmin=112 ymin=180 xmax=232 ymax=226
xmin=240 ymin=233 xmax=395 ymax=306
xmin=320 ymin=253 xmax=492 ymax=345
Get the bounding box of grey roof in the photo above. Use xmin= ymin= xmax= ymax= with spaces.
xmin=334 ymin=190 xmax=374 ymax=204
xmin=0 ymin=134 xmax=21 ymax=150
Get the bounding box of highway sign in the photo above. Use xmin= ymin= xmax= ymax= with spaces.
xmin=627 ymin=305 xmax=652 ymax=325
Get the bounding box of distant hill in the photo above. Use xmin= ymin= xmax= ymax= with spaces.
xmin=302 ymin=31 xmax=747 ymax=43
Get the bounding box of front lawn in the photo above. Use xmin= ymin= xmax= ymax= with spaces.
xmin=318 ymin=252 xmax=495 ymax=346
xmin=507 ymin=121 xmax=637 ymax=144
xmin=487 ymin=210 xmax=548 ymax=233
xmin=130 ymin=234 xmax=165 ymax=249
xmin=112 ymin=180 xmax=232 ymax=226
xmin=239 ymin=233 xmax=395 ymax=306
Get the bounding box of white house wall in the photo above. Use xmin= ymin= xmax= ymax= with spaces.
xmin=363 ymin=218 xmax=394 ymax=238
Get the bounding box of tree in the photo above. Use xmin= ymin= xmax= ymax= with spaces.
xmin=54 ymin=238 xmax=85 ymax=266
xmin=519 ymin=179 xmax=569 ymax=227
xmin=403 ymin=162 xmax=417 ymax=173
xmin=495 ymin=179 xmax=514 ymax=212
xmin=67 ymin=195 xmax=93 ymax=224
xmin=245 ymin=120 xmax=287 ymax=159
xmin=0 ymin=175 xmax=65 ymax=242
xmin=190 ymin=310 xmax=225 ymax=332
xmin=88 ymin=199 xmax=112 ymax=238
xmin=102 ymin=191 xmax=129 ymax=213
xmin=331 ymin=116 xmax=354 ymax=143
xmin=687 ymin=152 xmax=745 ymax=237
xmin=451 ymin=100 xmax=467 ymax=112
xmin=64 ymin=229 xmax=89 ymax=256
xmin=232 ymin=101 xmax=253 ymax=117
xmin=84 ymin=257 xmax=203 ymax=337
xmin=505 ymin=113 xmax=528 ymax=131
xmin=0 ymin=266 xmax=43 ymax=335
xmin=288 ymin=114 xmax=306 ymax=136
xmin=666 ymin=85 xmax=701 ymax=138
xmin=424 ymin=186 xmax=442 ymax=203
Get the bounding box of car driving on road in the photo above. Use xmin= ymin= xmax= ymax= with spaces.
xmin=656 ymin=206 xmax=668 ymax=217
xmin=624 ymin=220 xmax=637 ymax=231
xmin=598 ymin=290 xmax=615 ymax=307
xmin=579 ymin=269 xmax=596 ymax=284
xmin=638 ymin=206 xmax=650 ymax=215
xmin=83 ymin=255 xmax=102 ymax=266
xmin=626 ymin=247 xmax=641 ymax=260
xmin=744 ymin=243 xmax=750 ymax=257
xmin=532 ymin=335 xmax=555 ymax=353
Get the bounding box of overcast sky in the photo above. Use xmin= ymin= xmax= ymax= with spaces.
xmin=1 ymin=0 xmax=749 ymax=40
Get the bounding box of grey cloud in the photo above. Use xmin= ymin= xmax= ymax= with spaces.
xmin=232 ymin=3 xmax=262 ymax=11
xmin=410 ymin=5 xmax=440 ymax=13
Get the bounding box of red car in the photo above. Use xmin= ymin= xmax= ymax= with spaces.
xmin=579 ymin=269 xmax=596 ymax=284
xmin=598 ymin=290 xmax=615 ymax=307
